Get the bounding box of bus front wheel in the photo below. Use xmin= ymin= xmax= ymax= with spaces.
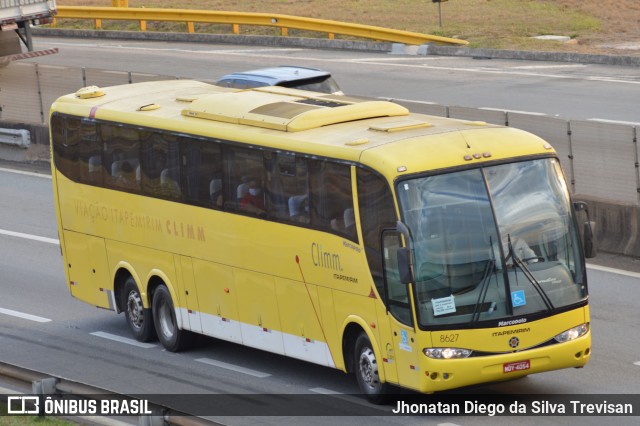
xmin=123 ymin=277 xmax=156 ymax=342
xmin=152 ymin=284 xmax=192 ymax=352
xmin=354 ymin=333 xmax=389 ymax=404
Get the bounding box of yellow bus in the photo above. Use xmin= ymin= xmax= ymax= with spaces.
xmin=50 ymin=80 xmax=593 ymax=401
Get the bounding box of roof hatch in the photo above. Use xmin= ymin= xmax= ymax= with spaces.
xmin=181 ymin=90 xmax=409 ymax=132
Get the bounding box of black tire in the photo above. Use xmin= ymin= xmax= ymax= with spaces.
xmin=123 ymin=277 xmax=157 ymax=342
xmin=354 ymin=332 xmax=389 ymax=404
xmin=152 ymin=284 xmax=193 ymax=352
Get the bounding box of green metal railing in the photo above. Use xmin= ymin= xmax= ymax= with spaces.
xmin=53 ymin=6 xmax=468 ymax=46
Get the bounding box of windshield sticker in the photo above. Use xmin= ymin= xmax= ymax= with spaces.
xmin=432 ymin=295 xmax=456 ymax=316
xmin=399 ymin=330 xmax=412 ymax=352
xmin=511 ymin=290 xmax=527 ymax=307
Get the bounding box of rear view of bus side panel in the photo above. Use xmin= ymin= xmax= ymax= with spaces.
xmin=61 ymin=230 xmax=112 ymax=309
xmin=191 ymin=258 xmax=242 ymax=343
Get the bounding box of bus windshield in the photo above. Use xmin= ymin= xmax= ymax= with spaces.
xmin=397 ymin=158 xmax=587 ymax=328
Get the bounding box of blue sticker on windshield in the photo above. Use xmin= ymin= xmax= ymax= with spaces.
xmin=511 ymin=290 xmax=526 ymax=307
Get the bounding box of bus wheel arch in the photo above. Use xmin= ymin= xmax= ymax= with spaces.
xmin=354 ymin=332 xmax=390 ymax=403
xmin=341 ymin=320 xmax=389 ymax=403
xmin=342 ymin=322 xmax=365 ymax=374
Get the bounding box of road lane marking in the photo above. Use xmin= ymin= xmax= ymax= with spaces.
xmin=379 ymin=97 xmax=439 ymax=105
xmin=39 ymin=41 xmax=304 ymax=55
xmin=0 ymin=307 xmax=51 ymax=323
xmin=0 ymin=167 xmax=51 ymax=179
xmin=480 ymin=107 xmax=547 ymax=116
xmin=195 ymin=357 xmax=271 ymax=378
xmin=586 ymin=263 xmax=640 ymax=279
xmin=90 ymin=331 xmax=157 ymax=349
xmin=588 ymin=118 xmax=640 ymax=126
xmin=309 ymin=387 xmax=342 ymax=395
xmin=310 ymin=387 xmax=392 ymax=413
xmin=634 ymin=361 xmax=640 ymax=366
xmin=0 ymin=229 xmax=59 ymax=245
xmin=507 ymin=64 xmax=587 ymax=70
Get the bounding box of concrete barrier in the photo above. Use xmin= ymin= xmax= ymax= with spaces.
xmin=577 ymin=196 xmax=640 ymax=258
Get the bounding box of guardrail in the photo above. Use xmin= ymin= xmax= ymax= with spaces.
xmin=52 ymin=6 xmax=468 ymax=46
xmin=0 ymin=128 xmax=30 ymax=148
xmin=0 ymin=361 xmax=220 ymax=426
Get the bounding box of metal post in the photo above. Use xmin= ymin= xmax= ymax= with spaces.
xmin=24 ymin=22 xmax=34 ymax=52
xmin=438 ymin=1 xmax=443 ymax=28
xmin=567 ymin=121 xmax=576 ymax=194
xmin=35 ymin=64 xmax=45 ymax=124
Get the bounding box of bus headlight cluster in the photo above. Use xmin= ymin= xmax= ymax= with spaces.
xmin=423 ymin=348 xmax=472 ymax=359
xmin=553 ymin=323 xmax=589 ymax=343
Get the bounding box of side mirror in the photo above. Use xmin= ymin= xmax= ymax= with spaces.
xmin=574 ymin=201 xmax=597 ymax=258
xmin=583 ymin=221 xmax=597 ymax=258
xmin=573 ymin=201 xmax=588 ymax=212
xmin=395 ymin=221 xmax=415 ymax=285
xmin=397 ymin=247 xmax=414 ymax=285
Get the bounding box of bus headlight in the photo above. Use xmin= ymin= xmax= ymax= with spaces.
xmin=553 ymin=323 xmax=589 ymax=343
xmin=423 ymin=348 xmax=472 ymax=359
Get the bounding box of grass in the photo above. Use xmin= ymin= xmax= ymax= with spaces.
xmin=0 ymin=403 xmax=73 ymax=426
xmin=53 ymin=0 xmax=640 ymax=56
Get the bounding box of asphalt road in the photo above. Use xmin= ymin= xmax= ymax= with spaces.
xmin=0 ymin=163 xmax=639 ymax=425
xmin=22 ymin=36 xmax=640 ymax=124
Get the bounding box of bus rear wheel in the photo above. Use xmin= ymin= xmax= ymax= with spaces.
xmin=354 ymin=333 xmax=389 ymax=404
xmin=123 ymin=277 xmax=156 ymax=342
xmin=152 ymin=284 xmax=192 ymax=352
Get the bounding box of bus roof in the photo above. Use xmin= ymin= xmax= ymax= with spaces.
xmin=52 ymin=80 xmax=554 ymax=181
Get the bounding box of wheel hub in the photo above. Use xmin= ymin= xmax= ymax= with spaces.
xmin=127 ymin=291 xmax=144 ymax=330
xmin=359 ymin=348 xmax=380 ymax=389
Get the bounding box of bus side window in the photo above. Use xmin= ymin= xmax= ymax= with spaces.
xmin=103 ymin=125 xmax=141 ymax=193
xmin=309 ymin=160 xmax=356 ymax=241
xmin=357 ymin=167 xmax=397 ymax=298
xmin=78 ymin=120 xmax=102 ymax=185
xmin=225 ymin=146 xmax=266 ymax=216
xmin=265 ymin=153 xmax=309 ymax=223
xmin=140 ymin=132 xmax=180 ymax=200
xmin=51 ymin=114 xmax=81 ymax=182
xmin=181 ymin=136 xmax=223 ymax=209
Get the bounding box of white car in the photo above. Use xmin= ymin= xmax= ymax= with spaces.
xmin=216 ymin=66 xmax=343 ymax=95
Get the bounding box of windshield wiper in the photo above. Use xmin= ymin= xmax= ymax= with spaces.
xmin=507 ymin=235 xmax=555 ymax=311
xmin=471 ymin=258 xmax=497 ymax=323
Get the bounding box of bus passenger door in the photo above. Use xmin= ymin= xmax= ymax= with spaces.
xmin=381 ymin=231 xmax=421 ymax=391
xmin=175 ymin=256 xmax=202 ymax=334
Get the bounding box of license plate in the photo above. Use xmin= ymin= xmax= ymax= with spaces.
xmin=503 ymin=360 xmax=530 ymax=373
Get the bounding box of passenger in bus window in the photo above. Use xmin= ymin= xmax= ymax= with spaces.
xmin=239 ymin=178 xmax=266 ymax=215
xmin=288 ymin=194 xmax=309 ymax=223
xmin=210 ymin=179 xmax=224 ymax=208
xmin=116 ymin=160 xmax=138 ymax=190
